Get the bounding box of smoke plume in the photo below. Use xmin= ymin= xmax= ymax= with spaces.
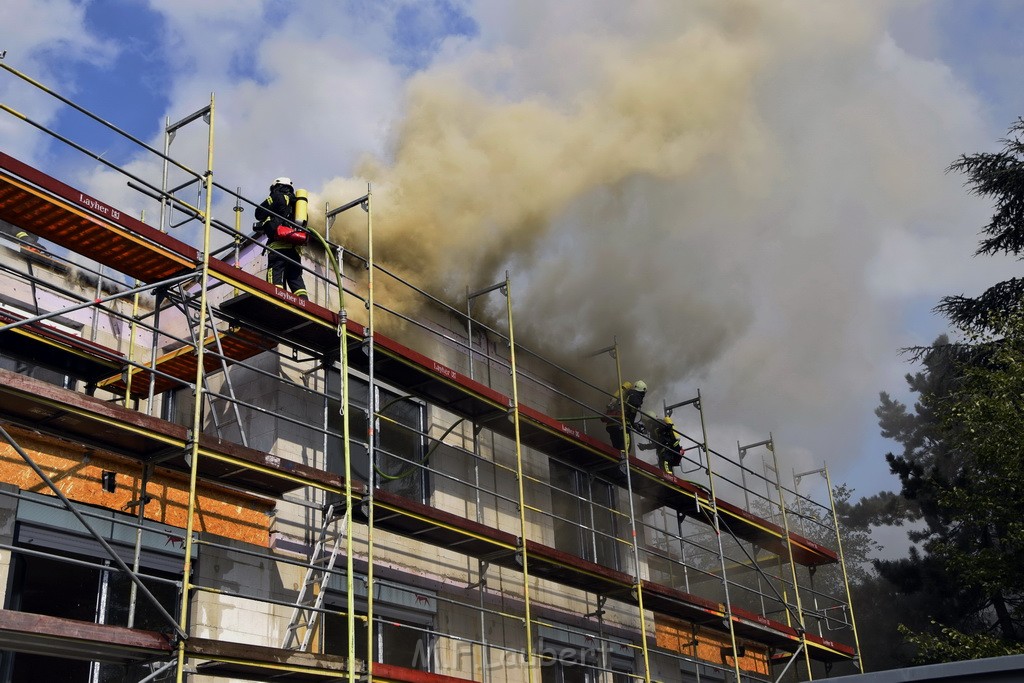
xmin=316 ymin=0 xmax=989 ymax=480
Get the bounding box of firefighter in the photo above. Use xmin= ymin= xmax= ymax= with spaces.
xmin=255 ymin=177 xmax=308 ymax=299
xmin=640 ymin=414 xmax=685 ymax=475
xmin=15 ymin=230 xmax=38 ymax=247
xmin=603 ymin=379 xmax=647 ymax=451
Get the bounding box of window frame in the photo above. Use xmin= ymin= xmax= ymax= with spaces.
xmin=549 ymin=459 xmax=621 ymax=570
xmin=322 ymin=576 xmax=437 ymax=671
xmin=326 ymin=370 xmax=429 ymax=503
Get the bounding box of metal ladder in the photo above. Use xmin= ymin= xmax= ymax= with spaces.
xmin=281 ymin=503 xmax=347 ymax=650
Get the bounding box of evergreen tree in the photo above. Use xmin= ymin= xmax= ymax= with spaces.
xmin=859 ymin=119 xmax=1024 ymax=663
xmin=859 ymin=339 xmax=981 ymax=664
xmin=932 ymin=312 xmax=1024 ymax=643
xmin=940 ymin=118 xmax=1024 ymax=329
xmin=866 ymin=331 xmax=1024 ymax=663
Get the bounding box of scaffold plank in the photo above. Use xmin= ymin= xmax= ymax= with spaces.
xmin=0 ymin=609 xmax=173 ymax=663
xmin=0 ymin=308 xmax=126 ymax=385
xmin=0 ymin=152 xmax=198 ymax=282
xmin=218 ymin=288 xmax=343 ymax=353
xmin=191 ymin=636 xmax=354 ymax=681
xmin=373 ymin=663 xmax=480 ymax=683
xmin=366 ymin=332 xmax=511 ymax=423
xmin=730 ymin=605 xmax=856 ymax=662
xmin=98 ymin=325 xmax=278 ymax=397
xmin=0 ymin=367 xmax=355 ymax=497
xmin=370 ymin=488 xmax=850 ymax=663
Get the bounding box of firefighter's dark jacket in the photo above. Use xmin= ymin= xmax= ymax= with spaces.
xmin=255 ymin=187 xmax=297 ymax=249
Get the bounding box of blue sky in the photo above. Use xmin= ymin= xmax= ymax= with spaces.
xmin=62 ymin=1 xmax=168 ymax=152
xmin=2 ymin=1 xmax=1023 ymax=551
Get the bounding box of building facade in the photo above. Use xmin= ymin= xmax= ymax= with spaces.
xmin=0 ymin=86 xmax=858 ymax=683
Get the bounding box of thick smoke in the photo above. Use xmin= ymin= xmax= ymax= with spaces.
xmin=328 ymin=7 xmax=765 ymax=371
xmin=317 ymin=0 xmax=992 ymax=485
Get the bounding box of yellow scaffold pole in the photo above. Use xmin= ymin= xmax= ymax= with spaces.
xmin=825 ymin=465 xmax=863 ymax=673
xmin=610 ymin=343 xmax=653 ymax=683
xmin=176 ymin=92 xmax=215 ymax=683
xmin=503 ymin=272 xmax=536 ymax=683
xmin=770 ymin=434 xmax=814 ymax=680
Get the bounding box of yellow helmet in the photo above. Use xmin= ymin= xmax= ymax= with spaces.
xmin=663 ymin=415 xmax=673 ymax=426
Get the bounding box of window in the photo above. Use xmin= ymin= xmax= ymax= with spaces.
xmin=0 ymin=301 xmax=86 ymax=391
xmin=327 ymin=372 xmax=428 ymax=503
xmin=541 ymin=659 xmax=594 ymax=683
xmin=537 ymin=626 xmax=634 ymax=683
xmin=549 ymin=460 xmax=620 ymax=570
xmin=0 ymin=495 xmax=185 ymax=682
xmin=2 ymin=534 xmax=180 ymax=681
xmin=541 ymin=661 xmax=633 ymax=683
xmin=0 ymin=352 xmax=75 ymax=391
xmin=679 ymin=659 xmax=728 ymax=682
xmin=325 ymin=611 xmax=432 ymax=670
xmin=322 ymin=578 xmax=436 ymax=671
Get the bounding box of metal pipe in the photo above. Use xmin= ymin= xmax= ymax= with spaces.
xmin=364 ymin=182 xmax=376 ymax=683
xmin=159 ymin=115 xmax=171 ymax=232
xmin=689 ymin=389 xmax=744 ymax=683
xmin=825 ymin=465 xmax=863 ymax=672
xmin=768 ymin=434 xmax=814 ymax=680
xmin=175 ymin=92 xmax=216 ymax=683
xmin=138 ymin=660 xmax=177 ymax=683
xmin=466 ymin=287 xmax=475 ymax=381
xmin=325 ymin=193 xmax=370 ymax=219
xmin=0 ymin=61 xmax=206 ymax=181
xmin=0 ymin=273 xmax=194 ymax=334
xmin=127 ymin=464 xmax=152 ymax=629
xmin=468 ymin=281 xmax=507 ymax=300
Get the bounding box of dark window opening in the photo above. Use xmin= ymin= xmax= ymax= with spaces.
xmin=538 ymin=635 xmax=634 ymax=683
xmin=0 ymin=352 xmax=76 ymax=391
xmin=324 ymin=609 xmax=433 ymax=671
xmin=541 ymin=660 xmax=594 ymax=683
xmin=550 ymin=460 xmax=620 ymax=570
xmin=2 ymin=547 xmax=179 ymax=682
xmin=327 ymin=373 xmax=428 ymax=503
xmin=1 ymin=502 xmax=184 ymax=683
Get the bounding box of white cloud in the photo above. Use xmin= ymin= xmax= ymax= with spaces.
xmin=0 ymin=0 xmax=118 ymax=161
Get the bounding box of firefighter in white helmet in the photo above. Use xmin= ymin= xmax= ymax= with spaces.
xmin=602 ymin=379 xmax=648 ymax=451
xmin=255 ymin=177 xmax=308 ymax=299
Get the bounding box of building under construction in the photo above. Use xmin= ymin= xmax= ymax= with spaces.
xmin=0 ymin=62 xmax=860 ymax=682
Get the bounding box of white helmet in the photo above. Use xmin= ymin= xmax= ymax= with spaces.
xmin=272 ymin=177 xmax=293 ymax=189
xmin=634 ymin=380 xmax=648 ymax=392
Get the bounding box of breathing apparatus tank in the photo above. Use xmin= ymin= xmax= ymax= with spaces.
xmin=294 ymin=189 xmax=309 ymax=227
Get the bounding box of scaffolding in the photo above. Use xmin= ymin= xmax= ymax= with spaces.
xmin=0 ymin=57 xmax=860 ymax=683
